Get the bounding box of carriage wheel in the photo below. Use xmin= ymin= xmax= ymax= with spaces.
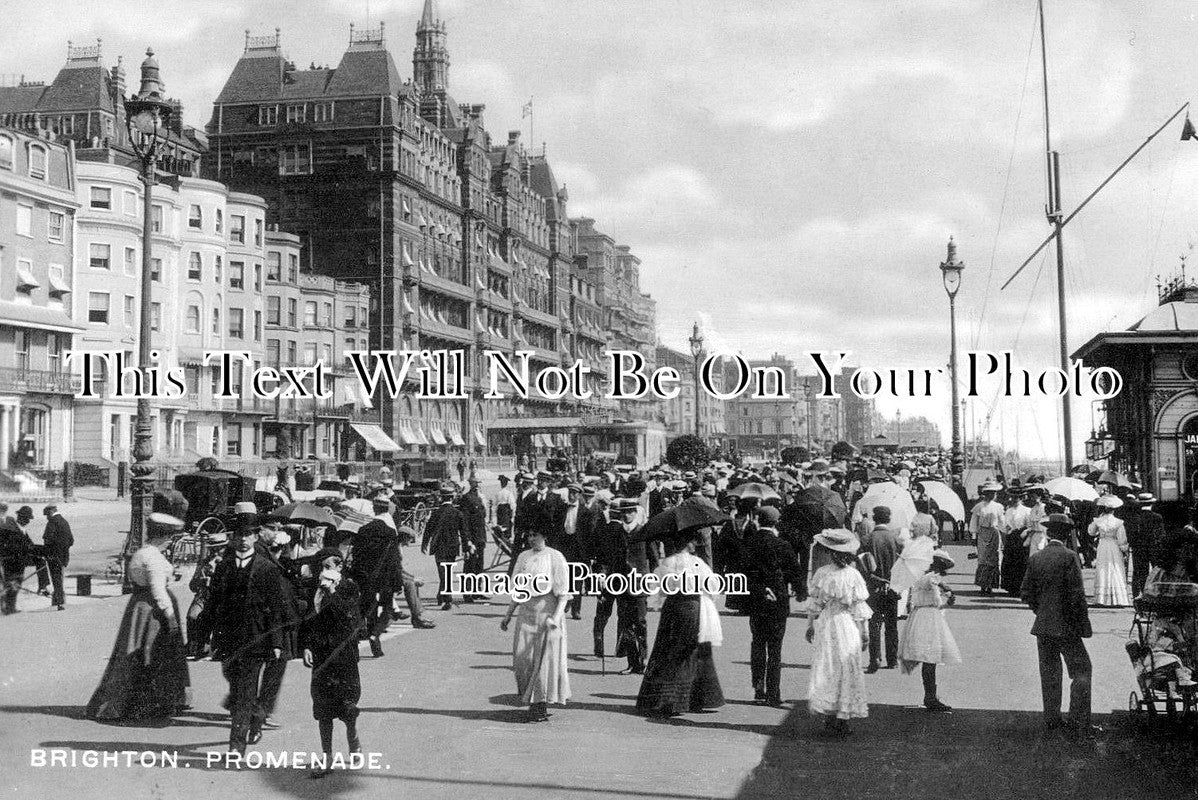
xmin=412 ymin=501 xmax=431 ymax=535
xmin=195 ymin=516 xmax=226 ymax=541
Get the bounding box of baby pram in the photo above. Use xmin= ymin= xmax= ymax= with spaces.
xmin=1127 ymin=586 xmax=1198 ymax=725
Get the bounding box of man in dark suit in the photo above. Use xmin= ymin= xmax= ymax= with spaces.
xmin=510 ymin=472 xmax=538 ymax=575
xmin=352 ymin=497 xmax=405 ymax=655
xmin=41 ymin=505 xmax=74 ymax=610
xmin=552 ymin=483 xmax=587 ymax=618
xmin=741 ymin=505 xmax=800 ymax=706
xmin=1020 ymin=513 xmax=1096 ymax=739
xmin=780 ymin=461 xmax=846 ymax=601
xmin=206 ymin=521 xmax=287 ymax=755
xmin=422 ymin=484 xmax=470 ymax=610
xmin=592 ymin=498 xmax=654 ymax=672
xmin=0 ymin=503 xmax=32 ymax=614
xmin=1125 ymin=492 xmax=1165 ymax=598
xmin=459 ymin=477 xmax=489 ymax=602
xmin=862 ymin=505 xmax=902 ymax=673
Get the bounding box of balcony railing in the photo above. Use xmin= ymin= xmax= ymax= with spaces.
xmin=0 ymin=367 xmax=80 ymax=395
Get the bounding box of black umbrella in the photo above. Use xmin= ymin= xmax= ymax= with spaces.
xmin=629 ymin=501 xmax=729 ymax=543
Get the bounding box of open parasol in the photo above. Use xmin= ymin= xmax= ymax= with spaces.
xmin=916 ymin=480 xmax=966 ymax=523
xmin=727 ymin=482 xmax=780 ymax=502
xmin=1042 ymin=477 xmax=1099 ymax=502
xmin=888 ymin=536 xmax=936 ymax=595
xmin=266 ymin=502 xmax=336 ymax=526
xmin=630 ymin=502 xmax=729 ymax=543
xmin=854 ymin=481 xmax=916 ymax=530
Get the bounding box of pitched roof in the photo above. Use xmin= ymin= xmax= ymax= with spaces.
xmin=38 ymin=64 xmax=115 ymax=113
xmin=0 ymin=84 xmax=49 ymax=115
xmin=324 ymin=49 xmax=404 ymax=97
xmin=214 ymin=52 xmax=285 ymax=104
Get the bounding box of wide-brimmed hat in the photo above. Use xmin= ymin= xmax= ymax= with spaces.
xmin=233 ymin=501 xmax=257 ymax=516
xmin=610 ymin=497 xmax=640 ymax=513
xmin=814 ymin=528 xmax=860 ymax=553
xmin=205 ymin=530 xmax=229 ymax=546
xmin=148 ymin=512 xmax=184 ymax=532
xmin=808 ymin=459 xmax=831 ymax=475
xmin=931 ymin=549 xmax=956 ymax=571
xmin=980 ymin=482 xmax=1002 ymax=493
xmin=1136 ymin=491 xmax=1157 ymax=505
xmin=1096 ymin=494 xmax=1124 ymax=509
xmin=1044 ymin=512 xmax=1073 ymax=529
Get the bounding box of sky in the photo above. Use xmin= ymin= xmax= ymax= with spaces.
xmin=5 ymin=0 xmax=1198 ymax=461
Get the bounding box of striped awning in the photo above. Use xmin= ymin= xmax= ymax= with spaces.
xmin=349 ymin=422 xmax=400 ymax=453
xmin=448 ymin=430 xmax=466 ymax=446
xmin=429 ymin=427 xmax=448 ymax=446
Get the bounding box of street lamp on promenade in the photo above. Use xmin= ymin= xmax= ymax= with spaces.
xmin=688 ymin=322 xmax=704 ymax=439
xmin=940 ymin=237 xmax=965 ymax=480
xmin=121 ymin=48 xmax=172 ymax=592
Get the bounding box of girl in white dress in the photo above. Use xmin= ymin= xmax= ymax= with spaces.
xmin=1089 ymin=496 xmax=1130 ymax=607
xmin=805 ymin=529 xmax=872 ymax=736
xmin=898 ymin=550 xmax=961 ymax=712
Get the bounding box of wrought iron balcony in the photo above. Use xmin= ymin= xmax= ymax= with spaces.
xmin=0 ymin=367 xmax=80 ymax=395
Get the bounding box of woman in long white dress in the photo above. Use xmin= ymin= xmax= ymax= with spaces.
xmin=805 ymin=529 xmax=872 ymax=736
xmin=500 ymin=530 xmax=571 ymax=722
xmin=1089 ymin=496 xmax=1130 ymax=607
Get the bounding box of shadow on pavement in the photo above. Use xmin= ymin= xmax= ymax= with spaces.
xmin=732 ymin=702 xmax=1198 ymax=800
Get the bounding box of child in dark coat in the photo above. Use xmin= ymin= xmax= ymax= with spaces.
xmin=300 ymin=548 xmax=365 ymax=778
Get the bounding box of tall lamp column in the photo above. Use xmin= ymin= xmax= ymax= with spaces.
xmin=940 ymin=237 xmax=965 ymax=479
xmin=688 ymin=323 xmax=704 ymax=440
xmin=121 ymin=48 xmax=172 ymax=592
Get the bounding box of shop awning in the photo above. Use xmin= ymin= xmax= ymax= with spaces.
xmin=473 ymin=429 xmax=486 ymax=447
xmin=429 ymin=427 xmax=448 ymax=446
xmin=397 ymin=425 xmax=419 ymax=446
xmin=411 ymin=426 xmax=429 ymax=446
xmin=350 ymin=422 xmax=401 ymax=452
xmin=448 ymin=430 xmax=466 ymax=446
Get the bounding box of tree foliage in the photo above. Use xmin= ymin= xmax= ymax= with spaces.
xmin=665 ymin=435 xmax=711 ymax=470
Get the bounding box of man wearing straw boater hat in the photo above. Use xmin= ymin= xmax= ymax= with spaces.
xmin=1020 ymin=512 xmax=1097 ymax=740
xmin=1125 ymin=491 xmax=1164 ymax=598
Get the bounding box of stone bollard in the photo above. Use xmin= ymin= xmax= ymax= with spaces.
xmin=76 ymin=574 xmax=92 ymax=596
xmin=62 ymin=460 xmax=75 ymax=501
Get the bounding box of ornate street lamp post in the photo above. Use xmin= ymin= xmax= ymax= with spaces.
xmin=121 ymin=48 xmax=172 ymax=592
xmin=940 ymin=237 xmax=965 ymax=480
xmin=688 ymin=322 xmax=704 ymax=439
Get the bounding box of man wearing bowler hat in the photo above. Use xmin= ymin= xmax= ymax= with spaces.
xmin=1020 ymin=512 xmax=1097 ymax=740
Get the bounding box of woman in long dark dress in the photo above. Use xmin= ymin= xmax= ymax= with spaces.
xmin=636 ymin=531 xmax=725 ymax=717
xmin=87 ymin=513 xmax=191 ymax=721
xmin=300 ymin=548 xmax=364 ymax=778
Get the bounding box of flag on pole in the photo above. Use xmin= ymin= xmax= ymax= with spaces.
xmin=522 ymin=99 xmax=533 ymax=118
xmin=1183 ymin=113 xmax=1197 ymax=141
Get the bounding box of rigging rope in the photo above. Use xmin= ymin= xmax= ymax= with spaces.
xmin=973 ymin=2 xmax=1041 ymax=350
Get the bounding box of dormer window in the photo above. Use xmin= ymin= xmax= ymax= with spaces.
xmin=28 ymin=144 xmax=47 ymax=180
xmin=258 ymin=105 xmax=278 ymax=126
xmin=285 ymin=104 xmax=306 ymax=123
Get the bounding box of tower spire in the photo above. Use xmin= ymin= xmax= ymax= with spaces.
xmin=413 ymin=0 xmax=448 ymax=93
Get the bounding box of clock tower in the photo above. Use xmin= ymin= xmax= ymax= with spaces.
xmin=413 ymin=0 xmax=449 ymax=93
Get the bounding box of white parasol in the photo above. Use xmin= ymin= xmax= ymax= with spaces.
xmin=855 ymin=481 xmax=916 ymax=530
xmin=889 ymin=536 xmax=936 ymax=595
xmin=917 ymin=480 xmax=966 ymax=522
xmin=1042 ymin=476 xmax=1099 ymax=502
